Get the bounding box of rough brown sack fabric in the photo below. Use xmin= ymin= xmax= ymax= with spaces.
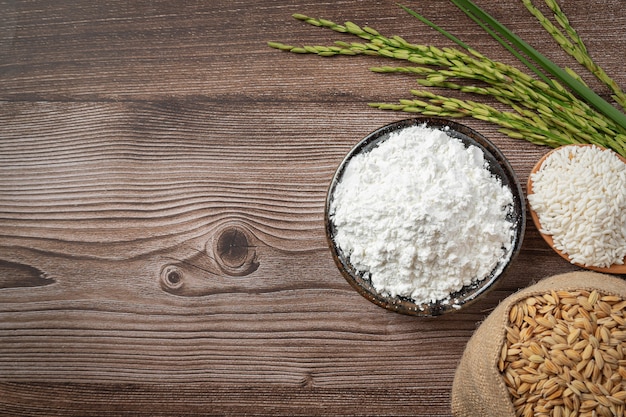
xmin=451 ymin=271 xmax=626 ymax=417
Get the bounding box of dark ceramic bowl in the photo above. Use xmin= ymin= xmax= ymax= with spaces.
xmin=325 ymin=117 xmax=525 ymax=316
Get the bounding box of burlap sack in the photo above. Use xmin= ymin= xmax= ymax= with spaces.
xmin=451 ymin=271 xmax=626 ymax=417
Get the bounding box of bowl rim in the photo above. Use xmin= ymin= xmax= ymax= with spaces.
xmin=324 ymin=117 xmax=526 ymax=316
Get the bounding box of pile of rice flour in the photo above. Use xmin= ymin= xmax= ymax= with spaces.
xmin=330 ymin=124 xmax=516 ymax=305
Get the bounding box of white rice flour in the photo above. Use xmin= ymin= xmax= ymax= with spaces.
xmin=330 ymin=124 xmax=515 ymax=305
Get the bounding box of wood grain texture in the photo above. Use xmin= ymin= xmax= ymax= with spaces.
xmin=1 ymin=0 xmax=625 ymax=415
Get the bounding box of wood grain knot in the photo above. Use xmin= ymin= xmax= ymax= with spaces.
xmin=212 ymin=225 xmax=259 ymax=277
xmin=160 ymin=265 xmax=184 ymax=291
xmin=0 ymin=260 xmax=54 ymax=289
xmin=159 ymin=223 xmax=260 ymax=296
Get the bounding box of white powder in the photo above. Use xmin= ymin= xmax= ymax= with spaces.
xmin=528 ymin=145 xmax=626 ymax=268
xmin=330 ymin=124 xmax=516 ymax=305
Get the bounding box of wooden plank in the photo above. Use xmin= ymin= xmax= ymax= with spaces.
xmin=2 ymin=0 xmax=624 ymax=100
xmin=1 ymin=383 xmax=452 ymax=416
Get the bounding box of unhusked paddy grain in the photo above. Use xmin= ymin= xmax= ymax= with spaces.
xmin=500 ymin=290 xmax=626 ymax=417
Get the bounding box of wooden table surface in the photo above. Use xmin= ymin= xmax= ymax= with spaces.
xmin=1 ymin=0 xmax=625 ymax=415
